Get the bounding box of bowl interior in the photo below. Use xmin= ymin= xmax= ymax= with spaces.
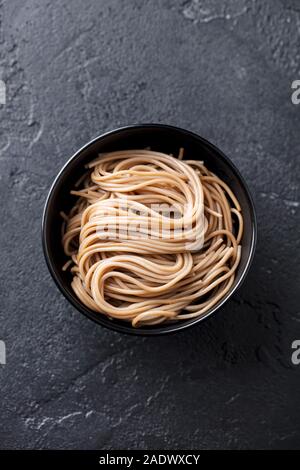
xmin=43 ymin=125 xmax=256 ymax=335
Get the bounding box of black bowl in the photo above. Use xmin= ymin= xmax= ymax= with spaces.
xmin=42 ymin=124 xmax=257 ymax=336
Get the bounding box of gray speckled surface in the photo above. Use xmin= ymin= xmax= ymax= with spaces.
xmin=0 ymin=0 xmax=300 ymax=450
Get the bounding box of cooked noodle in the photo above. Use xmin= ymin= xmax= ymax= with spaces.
xmin=61 ymin=149 xmax=243 ymax=327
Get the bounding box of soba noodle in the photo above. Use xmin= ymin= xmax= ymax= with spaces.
xmin=61 ymin=149 xmax=243 ymax=327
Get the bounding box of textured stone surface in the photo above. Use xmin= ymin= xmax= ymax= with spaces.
xmin=0 ymin=0 xmax=300 ymax=450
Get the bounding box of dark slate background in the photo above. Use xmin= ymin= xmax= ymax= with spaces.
xmin=0 ymin=0 xmax=299 ymax=450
